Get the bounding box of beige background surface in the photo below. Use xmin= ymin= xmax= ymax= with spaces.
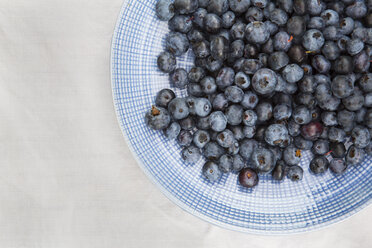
xmin=0 ymin=0 xmax=371 ymax=247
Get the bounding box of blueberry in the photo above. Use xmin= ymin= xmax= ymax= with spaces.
xmin=240 ymin=139 xmax=258 ymax=160
xmin=293 ymin=0 xmax=306 ymax=15
xmin=351 ymin=126 xmax=371 ymax=149
xmin=328 ymin=127 xmax=346 ymax=143
xmin=203 ymin=142 xmax=225 ymax=160
xmin=225 ymin=104 xmax=243 ymax=125
xmin=156 ymin=0 xmax=175 ymax=21
xmin=312 ymin=139 xmax=329 ymax=155
xmin=192 ymin=40 xmax=210 ymax=58
xmin=329 ymin=142 xmax=346 ymax=158
xmin=245 ymin=7 xmax=263 ymax=22
xmin=232 ymin=154 xmax=245 ymax=171
xmin=251 ymin=147 xmax=275 ymax=173
xmin=321 ymin=9 xmax=339 ymax=26
xmin=333 ymin=56 xmax=354 ymax=75
xmin=164 ymin=122 xmax=181 ymax=140
xmin=225 ymin=86 xmax=244 ymax=103
xmin=262 ymin=38 xmax=274 ymax=54
xmin=179 ymin=116 xmax=195 ymax=130
xmin=352 ymin=27 xmax=368 ymax=42
xmin=178 ymin=130 xmax=193 ymax=146
xmin=321 ymin=111 xmax=338 ymax=126
xmin=346 ymin=0 xmax=367 ymax=19
xmin=301 ymin=122 xmax=324 ymax=141
xmin=166 ymin=32 xmax=189 ymax=56
xmin=194 ymin=98 xmax=211 ymax=117
xmin=342 ymin=90 xmax=365 ymax=111
xmin=155 ymin=89 xmax=176 ymax=108
xmin=207 ymin=0 xmax=229 ymax=16
xmin=245 ymin=21 xmax=270 ymax=44
xmin=234 ymin=72 xmax=250 ymax=89
xmin=268 ymin=51 xmax=289 ymax=71
xmin=243 ymin=126 xmax=256 ymax=138
xmin=307 ymin=0 xmax=323 ymax=15
xmin=264 ymin=124 xmax=288 ymax=146
xmin=256 ymin=102 xmax=273 ymax=122
xmin=202 ymin=161 xmax=222 ymax=182
xmin=182 ymin=145 xmax=201 ymax=163
xmin=286 ymin=16 xmax=306 ymax=38
xmin=265 ymin=21 xmax=279 ymax=35
xmin=252 ymin=68 xmax=277 ymax=95
xmin=241 ymin=91 xmax=259 ymax=109
xmin=298 ymin=76 xmax=315 ymax=94
xmin=329 ymin=158 xmax=347 ymax=175
xmin=228 ymin=40 xmax=244 ymax=61
xmin=170 ymin=68 xmax=188 ymax=89
xmin=337 ymin=110 xmax=355 ymax=132
xmin=206 ymin=56 xmax=223 ymax=72
xmin=192 ymin=8 xmax=207 ymax=28
xmin=216 ymin=67 xmax=235 ymax=89
xmin=194 ymin=57 xmax=208 ymax=69
xmin=288 ymin=119 xmax=301 ymax=137
xmin=347 ymin=39 xmax=364 ymax=56
xmin=273 ymin=31 xmax=292 ymax=52
xmin=196 ymin=116 xmax=210 ymax=130
xmin=242 ymin=59 xmax=263 ymax=75
xmin=302 ymin=29 xmax=325 ymax=52
xmin=329 ymin=2 xmax=345 ymax=15
xmin=254 ymin=126 xmax=267 ymax=142
xmin=356 ymin=108 xmax=367 ymax=123
xmin=269 ymin=8 xmax=288 ymax=26
xmin=193 ymin=130 xmax=210 ymax=148
xmin=366 ymin=109 xmax=372 ymax=128
xmin=204 ymin=13 xmax=222 ymax=33
xmin=288 ymin=45 xmax=307 ymax=64
xmin=294 ymin=136 xmax=313 ymax=150
xmin=216 ymin=129 xmax=235 ymax=148
xmin=174 ymin=0 xmax=198 ymax=14
xmin=310 ymin=156 xmax=329 ymax=174
xmin=243 ymin=43 xmax=260 ymax=59
xmin=365 ymin=142 xmax=372 ymax=156
xmin=200 ymin=76 xmax=217 ymax=95
xmin=287 ymin=165 xmax=303 ymax=181
xmin=318 ymin=95 xmax=341 ymax=111
xmin=339 ymin=17 xmax=354 ymax=35
xmin=323 ymin=26 xmax=342 ymax=41
xmin=230 ymin=125 xmax=245 ymax=141
xmin=188 ymin=67 xmax=206 ymax=84
xmin=229 ymin=0 xmax=250 ymax=14
xmin=198 ymin=0 xmax=209 ymax=8
xmin=365 ymin=93 xmax=372 ymax=107
xmin=210 ymin=36 xmax=229 ymax=61
xmin=346 ymin=145 xmax=366 ymax=165
xmin=212 ymin=93 xmax=229 ymax=111
xmin=273 ymin=104 xmax=292 ymax=121
xmin=208 ymin=111 xmax=227 ymax=132
xmin=157 ymin=51 xmax=176 ymax=73
xmin=337 ymin=36 xmax=350 ymax=52
xmin=272 ymin=160 xmax=287 ymax=180
xmin=145 ymin=106 xmax=171 ymax=130
xmin=187 ymin=83 xmax=204 ymax=97
xmin=359 ymin=73 xmax=372 ymax=93
xmin=221 ymin=11 xmax=236 ymax=28
xmin=275 ymin=74 xmax=287 ymax=92
xmin=353 ymin=51 xmax=370 ymax=73
xmin=227 ymin=140 xmax=240 ymax=155
xmin=169 ymin=15 xmax=193 ymax=33
xmin=243 ymin=110 xmax=258 ymax=127
xmin=283 ymin=145 xmax=302 ymax=166
xmin=218 ymin=154 xmax=233 ymax=172
xmin=312 ymin=55 xmax=331 ymax=74
xmin=293 ymin=106 xmax=311 ymax=125
xmin=168 ymin=98 xmax=189 ymax=120
xmin=308 ymin=17 xmax=325 ymax=30
xmin=239 ymin=168 xmax=259 ymax=188
xmin=331 ymin=75 xmax=354 ymax=99
xmin=230 ymin=22 xmax=246 ymax=40
xmin=282 ymin=64 xmax=304 ymax=84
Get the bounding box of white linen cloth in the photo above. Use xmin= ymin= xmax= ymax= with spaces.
xmin=0 ymin=0 xmax=371 ymax=247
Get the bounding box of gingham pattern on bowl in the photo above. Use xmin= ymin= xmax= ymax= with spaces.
xmin=111 ymin=0 xmax=372 ymax=234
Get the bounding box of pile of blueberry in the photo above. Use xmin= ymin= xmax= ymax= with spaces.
xmin=145 ymin=0 xmax=372 ymax=188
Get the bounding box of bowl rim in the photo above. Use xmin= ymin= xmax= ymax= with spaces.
xmin=110 ymin=0 xmax=372 ymax=235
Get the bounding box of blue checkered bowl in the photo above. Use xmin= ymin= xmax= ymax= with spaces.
xmin=111 ymin=0 xmax=372 ymax=234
